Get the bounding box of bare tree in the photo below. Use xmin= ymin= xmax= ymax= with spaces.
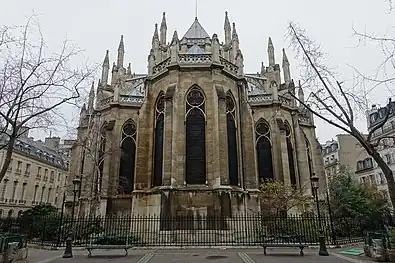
xmin=287 ymin=22 xmax=395 ymax=209
xmin=72 ymin=112 xmax=124 ymax=217
xmin=0 ymin=16 xmax=96 ymax=182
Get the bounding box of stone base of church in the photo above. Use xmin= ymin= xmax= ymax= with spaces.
xmin=101 ymin=188 xmax=262 ymax=244
xmin=106 ymin=187 xmax=261 ymax=218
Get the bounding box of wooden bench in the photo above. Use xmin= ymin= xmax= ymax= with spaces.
xmin=85 ymin=245 xmax=133 ymax=257
xmin=261 ymin=235 xmax=305 ymax=256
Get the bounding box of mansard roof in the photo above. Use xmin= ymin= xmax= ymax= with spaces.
xmin=183 ymin=17 xmax=210 ymax=39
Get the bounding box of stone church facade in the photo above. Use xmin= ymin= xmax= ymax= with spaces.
xmin=67 ymin=12 xmax=325 ymax=218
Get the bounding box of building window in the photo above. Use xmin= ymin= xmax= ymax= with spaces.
xmin=7 ymin=159 xmax=13 ymax=172
xmin=379 ymin=172 xmax=386 ymax=184
xmin=226 ymin=92 xmax=239 ymax=186
xmin=25 ymin=164 xmax=31 ymax=176
xmin=7 ymin=210 xmax=13 ymax=218
xmin=57 ymin=172 xmax=61 ymax=182
xmin=16 ymin=161 xmax=22 ymax=174
xmin=369 ymin=174 xmax=376 ymax=185
xmin=50 ymin=171 xmax=54 ymax=183
xmin=11 ymin=181 xmax=17 ymax=201
xmin=37 ymin=167 xmax=42 ymax=179
xmin=0 ymin=180 xmax=8 ymax=201
xmin=40 ymin=186 xmax=45 ymax=202
xmin=255 ymin=119 xmax=274 ymax=181
xmin=118 ymin=120 xmax=137 ymax=194
xmin=152 ymin=92 xmax=165 ymax=187
xmin=185 ymin=86 xmax=206 ymax=185
xmin=285 ymin=121 xmax=296 ymax=187
xmin=47 ymin=188 xmax=52 ymax=203
xmin=33 ymin=185 xmax=38 ymax=203
xmin=385 ymin=154 xmax=392 ymax=164
xmin=21 ymin=183 xmax=27 ymax=202
xmin=44 ymin=169 xmax=48 ymax=181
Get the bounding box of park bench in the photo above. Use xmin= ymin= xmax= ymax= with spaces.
xmin=261 ymin=235 xmax=305 ymax=256
xmin=85 ymin=244 xmax=134 ymax=257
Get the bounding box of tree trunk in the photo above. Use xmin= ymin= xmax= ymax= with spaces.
xmin=371 ymin=151 xmax=395 ymax=210
xmin=0 ymin=135 xmax=16 ymax=182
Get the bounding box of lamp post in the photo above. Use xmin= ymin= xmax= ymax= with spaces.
xmin=311 ymin=174 xmax=329 ymax=256
xmin=63 ymin=177 xmax=81 ymax=258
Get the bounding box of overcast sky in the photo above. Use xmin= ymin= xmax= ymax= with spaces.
xmin=1 ymin=0 xmax=394 ymax=142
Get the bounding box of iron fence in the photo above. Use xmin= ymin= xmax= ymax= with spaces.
xmin=0 ymin=214 xmax=390 ymax=247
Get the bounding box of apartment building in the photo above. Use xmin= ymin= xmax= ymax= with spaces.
xmin=321 ymin=134 xmax=365 ymax=185
xmin=355 ymin=103 xmax=395 ymax=199
xmin=0 ymin=131 xmax=69 ymax=217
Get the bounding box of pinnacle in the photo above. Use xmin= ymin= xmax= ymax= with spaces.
xmin=232 ymin=22 xmax=238 ymax=40
xmin=282 ymin=48 xmax=289 ymax=65
xmin=161 ymin=12 xmax=167 ymax=29
xmin=103 ymin=50 xmax=109 ymax=67
xmin=224 ymin=11 xmax=230 ymax=29
xmin=118 ymin=35 xmax=124 ymax=50
xmin=172 ymin=30 xmax=179 ymax=42
xmin=268 ymin=37 xmax=274 ymax=50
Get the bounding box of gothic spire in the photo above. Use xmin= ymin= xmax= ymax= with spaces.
xmin=160 ymin=12 xmax=167 ymax=45
xmin=101 ymin=50 xmax=109 ymax=86
xmin=224 ymin=11 xmax=231 ymax=45
xmin=282 ymin=48 xmax=291 ymax=84
xmin=171 ymin=30 xmax=179 ymax=45
xmin=268 ymin=37 xmax=275 ymax=66
xmin=88 ymin=81 xmax=95 ymax=112
xmin=127 ymin=63 xmax=132 ymax=75
xmin=117 ymin=35 xmax=124 ymax=68
xmin=152 ymin=23 xmax=159 ymax=45
xmin=232 ymin=22 xmax=239 ymax=42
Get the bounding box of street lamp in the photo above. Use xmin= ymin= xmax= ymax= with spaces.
xmin=311 ymin=173 xmax=329 ymax=256
xmin=63 ymin=177 xmax=81 ymax=258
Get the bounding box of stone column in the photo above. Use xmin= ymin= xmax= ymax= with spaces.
xmin=215 ymin=85 xmax=228 ymax=186
xmin=163 ymin=84 xmax=176 ymax=186
xmin=237 ymin=81 xmax=258 ymax=189
xmin=279 ymin=128 xmax=291 ymax=185
xmin=294 ymin=124 xmax=312 ymax=196
xmin=270 ymin=116 xmax=283 ymax=181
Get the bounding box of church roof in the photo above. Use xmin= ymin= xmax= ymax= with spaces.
xmin=183 ymin=17 xmax=210 ymax=39
xmin=187 ymin=44 xmax=205 ymax=54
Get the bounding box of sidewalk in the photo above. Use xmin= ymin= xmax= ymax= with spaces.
xmin=21 ymin=247 xmax=377 ymax=263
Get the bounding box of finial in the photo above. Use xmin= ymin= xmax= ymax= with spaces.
xmin=195 ymin=0 xmax=198 ymax=19
xmin=171 ymin=30 xmax=179 ymax=44
xmin=232 ymin=22 xmax=238 ymax=41
xmin=103 ymin=50 xmax=109 ymax=67
xmin=118 ymin=35 xmax=124 ymax=50
xmin=127 ymin=63 xmax=132 ymax=75
xmin=161 ymin=12 xmax=167 ymax=29
xmin=268 ymin=37 xmax=274 ymax=50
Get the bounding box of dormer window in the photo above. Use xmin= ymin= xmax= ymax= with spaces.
xmin=370 ymin=113 xmax=378 ymax=124
xmin=379 ymin=108 xmax=387 ymax=118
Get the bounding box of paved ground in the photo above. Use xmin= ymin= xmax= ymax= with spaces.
xmin=23 ymin=247 xmax=376 ymax=263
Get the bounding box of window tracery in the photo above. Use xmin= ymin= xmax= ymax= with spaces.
xmin=185 ymin=86 xmax=206 ymax=184
xmin=255 ymin=119 xmax=274 ymax=181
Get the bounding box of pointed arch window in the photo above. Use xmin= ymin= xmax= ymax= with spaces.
xmin=119 ymin=120 xmax=137 ymax=194
xmin=153 ymin=92 xmax=165 ymax=187
xmin=97 ymin=123 xmax=107 ymax=194
xmin=226 ymin=92 xmax=239 ymax=186
xmin=285 ymin=122 xmax=296 ymax=188
xmin=185 ymin=87 xmax=206 ymax=184
xmin=255 ymin=119 xmax=274 ymax=182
